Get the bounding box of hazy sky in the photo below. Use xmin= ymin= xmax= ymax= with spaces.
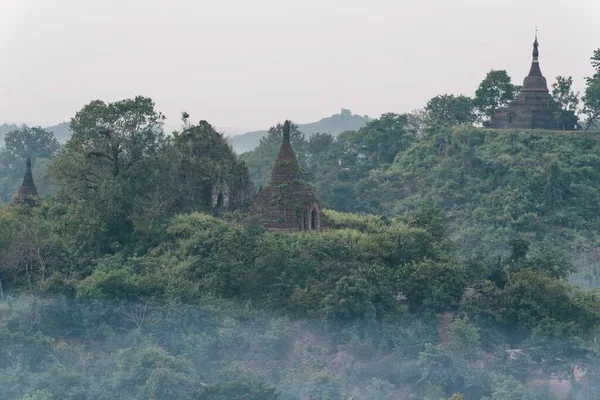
xmin=1 ymin=0 xmax=599 ymax=133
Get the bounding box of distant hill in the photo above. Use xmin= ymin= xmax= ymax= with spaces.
xmin=2 ymin=109 xmax=370 ymax=152
xmin=0 ymin=122 xmax=72 ymax=145
xmin=229 ymin=109 xmax=370 ymax=154
xmin=45 ymin=122 xmax=72 ymax=142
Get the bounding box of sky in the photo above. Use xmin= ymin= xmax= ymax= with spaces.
xmin=1 ymin=0 xmax=599 ymax=134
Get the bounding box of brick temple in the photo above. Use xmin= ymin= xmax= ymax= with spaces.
xmin=490 ymin=34 xmax=558 ymax=130
xmin=252 ymin=120 xmax=321 ymax=232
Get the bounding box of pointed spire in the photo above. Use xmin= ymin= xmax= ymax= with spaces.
xmin=269 ymin=120 xmax=302 ymax=184
xmin=22 ymin=157 xmax=34 ymax=187
xmin=14 ymin=157 xmax=38 ymax=206
xmin=527 ymin=29 xmax=543 ymax=77
xmin=532 ymin=28 xmax=539 ymax=63
xmin=282 ymin=120 xmax=291 ymax=144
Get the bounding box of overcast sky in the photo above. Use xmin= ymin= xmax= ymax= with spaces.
xmin=1 ymin=0 xmax=599 ymax=133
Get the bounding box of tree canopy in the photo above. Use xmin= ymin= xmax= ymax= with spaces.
xmin=474 ymin=70 xmax=519 ymax=124
xmin=2 ymin=83 xmax=600 ymax=399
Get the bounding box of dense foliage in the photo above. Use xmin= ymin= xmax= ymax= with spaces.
xmin=2 ymin=51 xmax=600 ymax=398
xmin=3 ymin=207 xmax=598 ymax=399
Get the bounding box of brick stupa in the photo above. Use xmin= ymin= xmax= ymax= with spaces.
xmin=252 ymin=120 xmax=321 ymax=232
xmin=490 ymin=33 xmax=558 ymax=130
xmin=14 ymin=157 xmax=39 ymax=206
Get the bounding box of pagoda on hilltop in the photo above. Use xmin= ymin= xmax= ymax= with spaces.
xmin=490 ymin=33 xmax=563 ymax=130
xmin=13 ymin=158 xmax=39 ymax=206
xmin=252 ymin=120 xmax=321 ymax=232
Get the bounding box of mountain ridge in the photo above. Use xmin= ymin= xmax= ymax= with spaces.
xmin=2 ymin=109 xmax=370 ymax=152
xmin=229 ymin=109 xmax=370 ymax=153
xmin=0 ymin=122 xmax=72 ymax=144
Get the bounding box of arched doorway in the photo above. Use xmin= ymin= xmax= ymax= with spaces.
xmin=311 ymin=209 xmax=317 ymax=230
xmin=216 ymin=193 xmax=224 ymax=208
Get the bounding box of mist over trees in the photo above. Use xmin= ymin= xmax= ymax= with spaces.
xmin=1 ymin=49 xmax=600 ymax=400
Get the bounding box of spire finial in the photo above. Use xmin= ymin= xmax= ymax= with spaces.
xmin=282 ymin=120 xmax=291 ymax=144
xmin=532 ymin=29 xmax=539 ymax=63
xmin=26 ymin=157 xmax=31 ymax=169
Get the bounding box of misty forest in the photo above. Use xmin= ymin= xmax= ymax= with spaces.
xmin=2 ymin=44 xmax=600 ymax=400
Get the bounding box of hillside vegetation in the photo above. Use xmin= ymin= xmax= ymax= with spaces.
xmin=2 ymin=96 xmax=600 ymax=399
xmin=243 ymin=119 xmax=600 ymax=285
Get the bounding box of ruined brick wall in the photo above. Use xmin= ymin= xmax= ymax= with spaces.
xmin=252 ymin=181 xmax=321 ymax=232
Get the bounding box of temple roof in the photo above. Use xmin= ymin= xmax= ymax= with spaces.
xmin=489 ymin=32 xmax=557 ymax=130
xmin=269 ymin=120 xmax=303 ymax=184
xmin=14 ymin=157 xmax=39 ymax=205
xmin=22 ymin=158 xmax=35 ymax=188
xmin=523 ymin=32 xmax=548 ymax=92
xmin=251 ymin=120 xmax=321 ymax=232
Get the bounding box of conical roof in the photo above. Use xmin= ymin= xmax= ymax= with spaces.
xmin=269 ymin=120 xmax=303 ymax=184
xmin=523 ymin=33 xmax=549 ymax=92
xmin=251 ymin=120 xmax=321 ymax=232
xmin=14 ymin=157 xmax=38 ymax=205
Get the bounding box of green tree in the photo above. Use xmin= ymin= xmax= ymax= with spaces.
xmin=474 ymin=70 xmax=519 ymax=124
xmin=411 ymin=201 xmax=447 ymax=241
xmin=550 ymin=76 xmax=579 ymax=130
xmin=3 ymin=126 xmax=60 ymax=161
xmin=591 ymin=48 xmax=600 ymax=75
xmin=396 ymin=260 xmax=466 ymax=313
xmin=307 ymin=132 xmax=334 ymax=156
xmin=195 ymin=382 xmax=280 ymax=400
xmin=583 ymin=80 xmax=600 ymax=131
xmin=63 ymin=96 xmax=165 ymax=178
xmin=338 ymin=112 xmax=418 ymax=166
xmin=114 ymin=346 xmax=199 ymax=400
xmin=424 ymin=94 xmax=477 ymax=127
xmin=487 ymin=375 xmax=536 ymax=400
xmin=173 ymin=119 xmax=253 ymax=212
xmin=583 ymin=49 xmax=600 ymax=131
xmin=50 ymin=96 xmax=178 ymax=252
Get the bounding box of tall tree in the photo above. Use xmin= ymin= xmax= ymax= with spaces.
xmin=424 ymin=94 xmax=477 ymax=127
xmin=583 ymin=81 xmax=600 ymax=131
xmin=338 ymin=113 xmax=419 ymax=166
xmin=3 ymin=126 xmax=60 ymax=161
xmin=474 ymin=70 xmax=519 ymax=124
xmin=550 ymin=76 xmax=579 ymax=130
xmin=173 ymin=119 xmax=253 ymax=212
xmin=583 ymin=49 xmax=600 ymax=131
xmin=50 ymin=96 xmax=177 ymax=251
xmin=590 ymin=48 xmax=600 ymax=78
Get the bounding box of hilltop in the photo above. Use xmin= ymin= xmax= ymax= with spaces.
xmin=0 ymin=122 xmax=71 ymax=143
xmin=229 ymin=109 xmax=370 ymax=153
xmin=241 ymin=117 xmax=600 ymax=286
xmin=2 ymin=110 xmax=368 ymax=153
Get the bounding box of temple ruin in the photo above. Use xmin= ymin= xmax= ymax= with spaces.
xmin=251 ymin=120 xmax=321 ymax=232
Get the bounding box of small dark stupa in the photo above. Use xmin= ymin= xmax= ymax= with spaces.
xmin=490 ymin=33 xmax=558 ymax=130
xmin=252 ymin=120 xmax=321 ymax=232
xmin=14 ymin=158 xmax=39 ymax=206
